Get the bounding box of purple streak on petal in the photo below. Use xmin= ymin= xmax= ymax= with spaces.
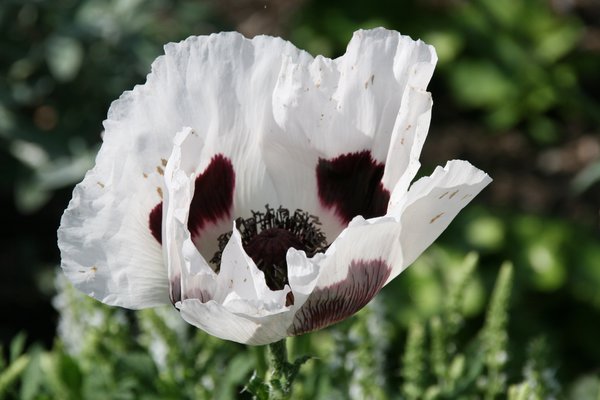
xmin=187 ymin=154 xmax=235 ymax=240
xmin=185 ymin=287 xmax=212 ymax=303
xmin=170 ymin=274 xmax=181 ymax=304
xmin=316 ymin=151 xmax=390 ymax=224
xmin=289 ymin=259 xmax=391 ymax=336
xmin=148 ymin=154 xmax=235 ymax=245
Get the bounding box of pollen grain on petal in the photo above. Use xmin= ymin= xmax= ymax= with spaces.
xmin=156 ymin=166 xmax=164 ymax=175
xmin=364 ymin=74 xmax=375 ymax=89
xmin=430 ymin=212 xmax=444 ymax=224
xmin=76 ymin=266 xmax=98 ymax=283
xmin=448 ymin=190 xmax=459 ymax=199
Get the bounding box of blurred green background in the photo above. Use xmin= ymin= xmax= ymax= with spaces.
xmin=1 ymin=0 xmax=600 ymax=398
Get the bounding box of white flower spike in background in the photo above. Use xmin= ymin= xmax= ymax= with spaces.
xmin=58 ymin=28 xmax=491 ymax=345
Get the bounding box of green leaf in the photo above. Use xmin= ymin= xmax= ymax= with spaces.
xmin=20 ymin=347 xmax=44 ymax=400
xmin=9 ymin=332 xmax=27 ymax=363
xmin=0 ymin=354 xmax=30 ymax=398
xmin=483 ymin=262 xmax=514 ymax=400
xmin=245 ymin=371 xmax=269 ymax=400
xmin=215 ymin=353 xmax=254 ymax=400
xmin=401 ymin=322 xmax=426 ymax=400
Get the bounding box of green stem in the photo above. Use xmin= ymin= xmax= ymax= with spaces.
xmin=268 ymin=340 xmax=291 ymax=399
xmin=245 ymin=339 xmax=310 ymax=399
xmin=269 ymin=340 xmax=287 ymax=375
xmin=254 ymin=346 xmax=267 ymax=378
xmin=266 ymin=339 xmax=310 ymax=400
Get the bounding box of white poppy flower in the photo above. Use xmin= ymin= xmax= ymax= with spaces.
xmin=58 ymin=28 xmax=491 ymax=345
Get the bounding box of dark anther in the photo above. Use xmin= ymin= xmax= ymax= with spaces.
xmin=211 ymin=206 xmax=328 ymax=300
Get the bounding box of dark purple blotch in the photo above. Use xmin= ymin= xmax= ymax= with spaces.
xmin=316 ymin=151 xmax=390 ymax=224
xmin=149 ymin=203 xmax=163 ymax=243
xmin=149 ymin=154 xmax=235 ymax=244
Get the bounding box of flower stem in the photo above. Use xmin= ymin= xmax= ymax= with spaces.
xmin=268 ymin=340 xmax=291 ymax=399
xmin=253 ymin=345 xmax=268 ymax=377
xmin=266 ymin=339 xmax=309 ymax=399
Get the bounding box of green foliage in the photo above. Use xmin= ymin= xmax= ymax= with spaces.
xmin=568 ymin=375 xmax=600 ymax=400
xmin=446 ymin=207 xmax=600 ymax=373
xmin=395 ymin=258 xmax=563 ymax=400
xmin=6 ymin=276 xmax=256 ymax=399
xmin=0 ymin=335 xmax=30 ymax=398
xmin=482 ymin=262 xmax=512 ymax=399
xmin=0 ymin=253 xmax=581 ymax=399
xmin=401 ymin=322 xmax=425 ymax=400
xmin=518 ymin=337 xmax=560 ymax=399
xmin=443 ymin=0 xmax=586 ymax=137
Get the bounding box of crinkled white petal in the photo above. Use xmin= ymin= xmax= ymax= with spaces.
xmin=163 ymin=127 xmax=217 ymax=302
xmin=214 ymin=224 xmax=289 ymax=311
xmin=153 ymin=32 xmax=308 ymax=239
xmin=287 ymin=160 xmax=490 ymax=335
xmin=269 ymin=28 xmax=437 ymax=239
xmin=177 ymin=248 xmax=322 ymax=345
xmin=175 ymin=229 xmax=322 ymax=344
xmin=178 ymin=299 xmax=288 ymax=346
xmin=306 ymin=215 xmax=401 ymax=288
xmin=287 ymin=215 xmax=400 ymax=335
xmin=273 ymin=28 xmax=436 ymax=161
xmin=178 ymin=247 xmax=322 ymax=346
xmin=383 ymin=88 xmax=433 ymax=203
xmin=286 ymin=248 xmax=322 ymax=299
xmin=58 ymin=156 xmax=168 ymax=309
xmin=389 ymin=160 xmax=492 ymax=280
xmin=58 ymin=32 xmax=313 ymax=308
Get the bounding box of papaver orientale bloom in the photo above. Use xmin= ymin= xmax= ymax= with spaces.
xmin=58 ymin=28 xmax=491 ymax=345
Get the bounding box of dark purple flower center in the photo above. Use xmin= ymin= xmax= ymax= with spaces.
xmin=244 ymin=228 xmax=304 ymax=293
xmin=212 ymin=206 xmax=327 ymax=298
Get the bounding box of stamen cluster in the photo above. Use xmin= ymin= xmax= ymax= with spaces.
xmin=212 ymin=206 xmax=328 ymax=291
